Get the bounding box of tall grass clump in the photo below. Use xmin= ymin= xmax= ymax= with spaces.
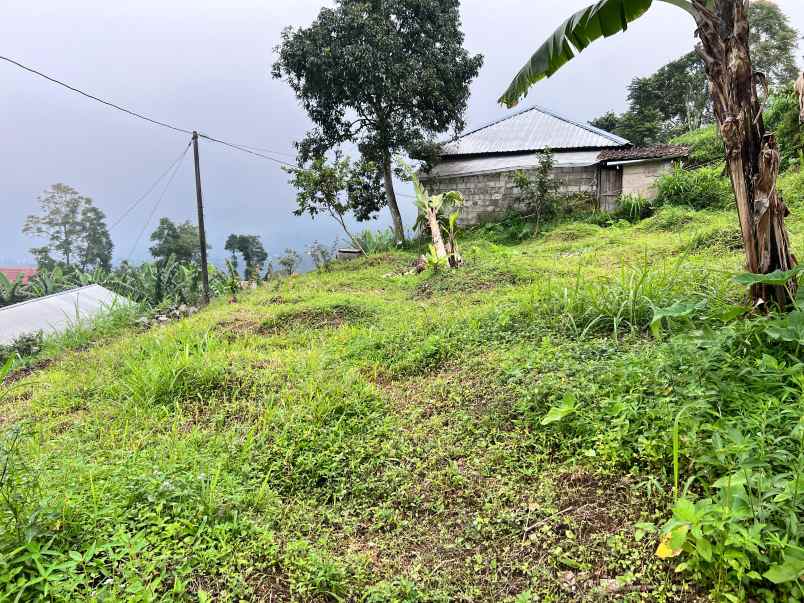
xmin=355 ymin=228 xmax=397 ymax=254
xmin=521 ymin=257 xmax=734 ymax=338
xmin=655 ymin=165 xmax=734 ymax=211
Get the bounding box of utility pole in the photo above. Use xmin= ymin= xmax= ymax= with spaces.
xmin=192 ymin=131 xmax=210 ymax=305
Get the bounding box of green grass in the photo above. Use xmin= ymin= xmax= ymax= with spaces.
xmin=2 ymin=207 xmax=804 ymax=601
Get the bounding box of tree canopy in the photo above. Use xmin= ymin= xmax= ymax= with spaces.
xmin=23 ymin=184 xmax=113 ymax=271
xmin=286 ymin=154 xmax=386 ymax=254
xmin=149 ymin=218 xmax=206 ymax=265
xmin=225 ymin=234 xmax=268 ymax=281
xmin=589 ymin=0 xmax=799 ymax=144
xmin=272 ymin=0 xmax=483 ymax=242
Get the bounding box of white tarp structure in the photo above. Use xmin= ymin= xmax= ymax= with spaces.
xmin=0 ymin=285 xmax=132 ymax=345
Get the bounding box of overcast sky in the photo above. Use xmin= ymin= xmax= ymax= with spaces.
xmin=2 ymin=0 xmax=802 ymax=266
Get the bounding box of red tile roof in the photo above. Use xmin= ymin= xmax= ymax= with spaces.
xmin=598 ymin=144 xmax=689 ymax=163
xmin=0 ymin=267 xmax=37 ymax=284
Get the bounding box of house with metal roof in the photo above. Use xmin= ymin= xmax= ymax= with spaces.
xmin=419 ymin=105 xmax=688 ymax=223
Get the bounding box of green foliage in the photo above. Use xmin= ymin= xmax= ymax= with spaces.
xmin=615 ymin=193 xmax=654 ymax=222
xmin=225 ymin=234 xmax=268 ymax=281
xmin=0 ymin=334 xmax=43 ymax=366
xmin=273 ymin=0 xmax=483 ymax=238
xmin=778 ymin=169 xmax=804 ymax=209
xmin=277 ymin=249 xmax=302 ymax=276
xmin=148 ymin=217 xmax=207 ymax=265
xmin=355 ymin=228 xmax=396 ymax=255
xmin=112 ymin=256 xmax=206 ymax=307
xmin=5 ymin=206 xmax=804 ymax=600
xmin=687 ymin=226 xmax=743 ymax=253
xmin=0 ymin=273 xmax=26 ymax=308
xmin=655 ymin=165 xmax=734 ymax=210
xmin=286 ymin=154 xmax=386 ymax=254
xmin=23 ymin=184 xmax=113 ymax=271
xmin=765 ymin=84 xmax=804 ymax=170
xmin=512 ymin=150 xmax=560 ymax=229
xmin=307 ymin=241 xmax=338 ymax=272
xmin=747 ymin=0 xmax=800 ymax=88
xmin=499 ymin=0 xmax=658 ymax=107
xmin=638 ymin=206 xmax=698 ymax=231
xmin=577 ymin=1 xmax=799 ymax=144
xmin=591 ymin=106 xmax=665 ymax=146
xmin=671 ymin=125 xmax=724 ymax=167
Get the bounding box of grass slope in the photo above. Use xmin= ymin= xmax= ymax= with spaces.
xmin=2 ymin=208 xmax=803 ymax=602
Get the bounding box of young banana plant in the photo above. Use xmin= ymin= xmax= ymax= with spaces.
xmin=500 ymin=0 xmax=797 ymax=309
xmin=411 ymin=171 xmax=465 ymax=268
xmin=0 ymin=273 xmax=26 ymax=307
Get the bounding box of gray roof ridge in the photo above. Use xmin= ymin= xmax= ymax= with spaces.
xmin=0 ymin=284 xmax=107 ymax=314
xmin=446 ymin=103 xmax=630 ymax=148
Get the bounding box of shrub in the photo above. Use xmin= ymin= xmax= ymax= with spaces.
xmin=277 ymin=249 xmax=302 ymax=276
xmin=355 ymin=228 xmax=396 ymax=254
xmin=687 ymin=226 xmax=743 ymax=253
xmin=615 ymin=193 xmax=654 ymax=222
xmin=639 ymin=206 xmax=698 ymax=232
xmin=671 ymin=125 xmax=724 ymax=167
xmin=0 ymin=333 xmax=43 ymax=365
xmin=513 ymin=150 xmax=560 ymax=231
xmin=655 ymin=165 xmax=734 ymax=210
xmin=764 ymin=84 xmax=804 ymax=170
xmin=778 ymin=169 xmax=804 ymax=209
xmin=307 ymin=241 xmax=338 ymax=272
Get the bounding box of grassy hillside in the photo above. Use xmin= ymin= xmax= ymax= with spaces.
xmin=2 ymin=207 xmax=804 ymax=602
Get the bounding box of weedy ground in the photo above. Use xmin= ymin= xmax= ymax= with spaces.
xmin=1 ymin=207 xmax=803 ymax=602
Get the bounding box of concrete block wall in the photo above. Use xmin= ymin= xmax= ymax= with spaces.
xmin=421 ymin=166 xmax=598 ymax=226
xmin=621 ymin=160 xmax=672 ymax=200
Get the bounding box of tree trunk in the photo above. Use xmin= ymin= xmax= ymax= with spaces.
xmin=381 ymin=153 xmax=405 ymax=244
xmin=693 ymin=0 xmax=796 ymax=309
xmin=425 ymin=207 xmax=449 ymax=261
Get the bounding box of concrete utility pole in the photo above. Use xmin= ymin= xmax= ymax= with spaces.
xmin=191 ymin=131 xmax=210 ymax=305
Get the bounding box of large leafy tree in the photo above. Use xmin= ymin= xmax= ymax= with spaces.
xmin=500 ymin=0 xmax=797 ymax=308
xmin=23 ymin=184 xmax=113 ymax=271
xmin=591 ymin=1 xmax=799 ymax=143
xmin=272 ymin=0 xmax=483 ymax=243
xmin=149 ymin=218 xmax=206 ymax=265
xmin=747 ymin=0 xmax=799 ymax=89
xmin=224 ymin=234 xmax=268 ymax=281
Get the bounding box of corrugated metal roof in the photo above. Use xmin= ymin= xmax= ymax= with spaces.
xmin=0 ymin=284 xmax=132 ymax=345
xmin=422 ymin=150 xmax=601 ymax=179
xmin=441 ymin=105 xmax=629 ymax=157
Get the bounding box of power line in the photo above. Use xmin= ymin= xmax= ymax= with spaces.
xmin=0 ymin=55 xmax=295 ymax=166
xmin=0 ymin=55 xmax=194 ymax=135
xmin=213 ymin=141 xmax=297 ymax=158
xmin=126 ymin=143 xmax=191 ymax=262
xmin=197 ymin=133 xmax=295 ymax=167
xmin=108 ymin=140 xmax=192 ymax=230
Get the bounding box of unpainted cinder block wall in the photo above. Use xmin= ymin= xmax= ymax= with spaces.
xmin=420 ymin=166 xmax=598 ymax=225
xmin=620 ymin=160 xmax=673 ymax=200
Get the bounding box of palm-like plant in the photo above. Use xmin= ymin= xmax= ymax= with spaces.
xmin=0 ymin=273 xmax=26 ymax=308
xmin=500 ymin=0 xmax=797 ymax=308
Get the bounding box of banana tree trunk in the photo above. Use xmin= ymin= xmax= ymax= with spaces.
xmin=796 ymin=72 xmax=804 ymax=124
xmin=693 ymin=0 xmax=796 ymax=308
xmin=426 ymin=208 xmax=449 ymax=261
